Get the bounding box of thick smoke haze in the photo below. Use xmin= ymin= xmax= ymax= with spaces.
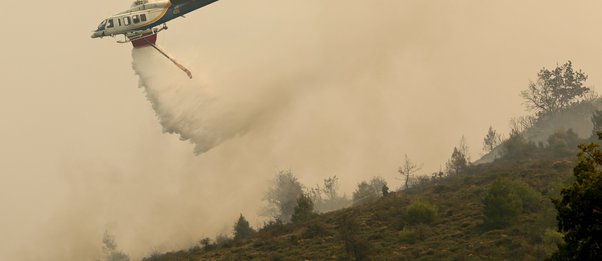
xmin=3 ymin=1 xmax=602 ymax=260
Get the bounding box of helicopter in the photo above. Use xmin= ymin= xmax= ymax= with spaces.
xmin=91 ymin=0 xmax=219 ymax=78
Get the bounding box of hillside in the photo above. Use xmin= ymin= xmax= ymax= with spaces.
xmin=143 ymin=146 xmax=577 ymax=260
xmin=141 ymin=94 xmax=602 ymax=261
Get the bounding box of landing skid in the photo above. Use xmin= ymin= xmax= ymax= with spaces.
xmin=143 ymin=38 xmax=193 ymax=79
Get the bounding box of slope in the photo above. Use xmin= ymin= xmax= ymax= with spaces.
xmin=143 ymin=145 xmax=576 ymax=260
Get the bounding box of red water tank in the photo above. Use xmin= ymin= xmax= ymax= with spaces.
xmin=131 ymin=33 xmax=157 ymax=48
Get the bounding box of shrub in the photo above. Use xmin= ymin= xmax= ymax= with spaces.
xmin=338 ymin=214 xmax=371 ymax=261
xmin=512 ymin=180 xmax=541 ymax=212
xmin=199 ymin=237 xmax=215 ymax=251
xmin=398 ymin=225 xmax=429 ymax=244
xmin=482 ymin=178 xmax=523 ymax=228
xmin=406 ymin=201 xmax=437 ymax=225
xmin=398 ymin=228 xmax=419 ymax=244
xmin=547 ymin=129 xmax=580 ymax=156
xmin=502 ymin=130 xmax=537 ymax=160
xmin=215 ymin=233 xmax=233 ymax=248
xmin=303 ymin=221 xmax=330 ymax=238
xmin=541 ymin=228 xmax=563 ymax=255
xmin=352 ymin=177 xmax=388 ymax=205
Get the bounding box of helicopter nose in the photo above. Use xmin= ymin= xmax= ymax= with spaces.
xmin=91 ymin=30 xmax=104 ymax=38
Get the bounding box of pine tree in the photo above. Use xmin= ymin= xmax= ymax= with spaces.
xmin=291 ymin=194 xmax=315 ymax=223
xmin=483 ymin=126 xmax=502 ymax=152
xmin=233 ymin=214 xmax=255 ymax=241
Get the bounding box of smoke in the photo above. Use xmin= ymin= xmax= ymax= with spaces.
xmin=131 ymin=45 xmax=301 ymax=154
xmin=134 ymin=47 xmax=243 ymax=153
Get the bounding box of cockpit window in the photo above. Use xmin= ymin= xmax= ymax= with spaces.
xmin=133 ymin=15 xmax=140 ymax=24
xmin=97 ymin=20 xmax=107 ymax=30
xmin=140 ymin=14 xmax=147 ymax=22
xmin=106 ymin=19 xmax=114 ymax=28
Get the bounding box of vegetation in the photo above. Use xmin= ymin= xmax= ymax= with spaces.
xmin=352 ymin=176 xmax=387 ymax=205
xmin=549 ymin=135 xmax=602 ymax=260
xmin=521 ymin=61 xmax=590 ymax=116
xmin=483 ymin=126 xmax=502 ymax=153
xmin=290 ymin=194 xmax=315 ymax=223
xmin=398 ymin=154 xmax=421 ymax=190
xmin=233 ymin=214 xmax=255 ymax=241
xmin=141 ymin=62 xmax=602 ymax=261
xmin=405 ymin=200 xmax=437 ymax=225
xmin=263 ymin=170 xmax=304 ymax=223
xmin=308 ymin=176 xmax=351 ymax=213
xmin=446 ymin=136 xmax=470 ymax=175
xmin=590 ymin=110 xmax=602 ymax=138
xmin=501 ymin=129 xmax=536 ymax=160
xmin=480 ymin=172 xmax=543 ymax=230
xmin=99 ymin=232 xmax=130 ymax=261
xmin=547 ymin=129 xmax=580 ymax=157
xmin=338 ymin=214 xmax=370 ymax=261
xmin=144 ymin=138 xmax=580 ymax=260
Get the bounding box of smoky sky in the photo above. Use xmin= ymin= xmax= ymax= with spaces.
xmin=2 ymin=1 xmax=602 ymax=260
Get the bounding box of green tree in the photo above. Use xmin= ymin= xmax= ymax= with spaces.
xmin=291 ymin=194 xmax=316 ymax=223
xmin=233 ymin=214 xmax=255 ymax=241
xmin=521 ymin=61 xmax=590 ymax=116
xmin=446 ymin=136 xmax=470 ymax=175
xmin=263 ymin=170 xmax=304 ymax=223
xmin=550 ymin=138 xmax=602 ymax=260
xmin=446 ymin=147 xmax=468 ymax=175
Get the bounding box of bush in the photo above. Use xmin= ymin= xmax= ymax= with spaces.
xmin=338 ymin=214 xmax=371 ymax=261
xmin=502 ymin=130 xmax=537 ymax=160
xmin=398 ymin=228 xmax=419 ymax=244
xmin=303 ymin=221 xmax=331 ymax=238
xmin=352 ymin=177 xmax=388 ymax=206
xmin=406 ymin=201 xmax=437 ymax=225
xmin=258 ymin=218 xmax=288 ymax=237
xmin=482 ymin=178 xmax=523 ymax=228
xmin=540 ymin=228 xmax=563 ymax=256
xmin=398 ymin=225 xmax=429 ymax=244
xmin=215 ymin=233 xmax=233 ymax=248
xmin=547 ymin=129 xmax=580 ymax=156
xmin=512 ymin=180 xmax=541 ymax=212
